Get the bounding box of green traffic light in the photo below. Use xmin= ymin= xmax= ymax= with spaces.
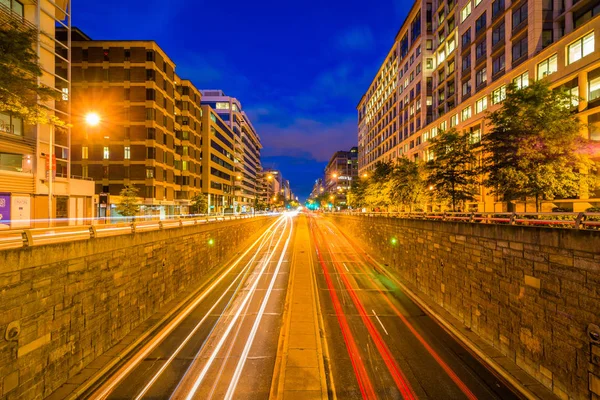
xmin=208 ymin=238 xmax=215 ymax=246
xmin=391 ymin=237 xmax=398 ymax=245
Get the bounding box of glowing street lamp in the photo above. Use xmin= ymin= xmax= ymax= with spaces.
xmin=332 ymin=173 xmax=338 ymax=178
xmin=85 ymin=112 xmax=101 ymax=127
xmin=362 ymin=173 xmax=368 ymax=178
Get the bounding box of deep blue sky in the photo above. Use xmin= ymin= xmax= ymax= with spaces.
xmin=75 ymin=0 xmax=411 ymax=199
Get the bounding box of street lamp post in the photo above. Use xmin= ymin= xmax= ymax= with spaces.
xmin=48 ymin=112 xmax=101 ymax=227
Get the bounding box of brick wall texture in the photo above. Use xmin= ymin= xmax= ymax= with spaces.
xmin=0 ymin=217 xmax=274 ymax=399
xmin=328 ymin=215 xmax=600 ymax=400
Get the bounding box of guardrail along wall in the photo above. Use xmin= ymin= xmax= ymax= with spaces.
xmin=0 ymin=216 xmax=274 ymax=400
xmin=327 ymin=215 xmax=600 ymax=400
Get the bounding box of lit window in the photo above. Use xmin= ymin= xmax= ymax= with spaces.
xmin=461 ymin=2 xmax=472 ymax=22
xmin=567 ymin=32 xmax=594 ymax=65
xmin=439 ymin=121 xmax=447 ymax=131
xmin=470 ymin=127 xmax=481 ymax=144
xmin=537 ymin=54 xmax=558 ymax=79
xmin=475 ymin=0 xmax=482 ymax=5
xmin=461 ymin=106 xmax=472 ymax=121
xmin=431 ymin=127 xmax=438 ymax=137
xmin=513 ymin=71 xmax=529 ymax=89
xmin=215 ymin=102 xmax=230 ymax=110
xmin=450 ymin=113 xmax=459 ymax=127
xmin=438 ymin=49 xmax=446 ymax=64
xmin=124 ymin=146 xmax=130 ymax=160
xmin=589 ymin=70 xmax=600 ymax=102
xmin=146 ymin=168 xmax=154 ymax=178
xmin=447 ymin=37 xmax=456 ymax=54
xmin=82 ymin=146 xmax=88 ymax=159
xmin=103 ymin=146 xmax=110 ymax=160
xmin=475 ymin=96 xmax=488 ymax=113
xmin=491 ymin=85 xmax=507 ymax=104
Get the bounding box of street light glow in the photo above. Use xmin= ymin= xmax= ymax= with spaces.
xmin=85 ymin=112 xmax=101 ymax=127
xmin=332 ymin=173 xmax=338 ymax=178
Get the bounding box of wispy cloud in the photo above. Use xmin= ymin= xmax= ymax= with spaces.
xmin=335 ymin=25 xmax=375 ymax=52
xmin=259 ymin=118 xmax=357 ymax=162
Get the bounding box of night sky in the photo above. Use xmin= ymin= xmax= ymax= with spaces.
xmin=75 ymin=0 xmax=411 ymax=199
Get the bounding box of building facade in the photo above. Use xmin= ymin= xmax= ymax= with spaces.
xmin=201 ymin=90 xmax=262 ymax=213
xmin=359 ymin=0 xmax=600 ymax=211
xmin=0 ymin=1 xmax=94 ymax=228
xmin=65 ymin=30 xmax=205 ymax=217
xmin=200 ymin=105 xmax=236 ymax=213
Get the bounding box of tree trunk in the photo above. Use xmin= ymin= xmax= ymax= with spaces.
xmin=535 ymin=193 xmax=540 ymax=213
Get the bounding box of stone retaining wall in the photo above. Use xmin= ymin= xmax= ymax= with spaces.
xmin=0 ymin=216 xmax=274 ymax=399
xmin=328 ymin=215 xmax=600 ymax=400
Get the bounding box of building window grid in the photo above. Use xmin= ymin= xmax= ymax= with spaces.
xmin=567 ymin=32 xmax=595 ymax=65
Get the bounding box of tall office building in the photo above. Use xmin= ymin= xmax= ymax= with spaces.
xmin=200 ymin=90 xmax=262 ymax=212
xmin=0 ymin=1 xmax=94 ymax=228
xmin=322 ymin=147 xmax=359 ymax=206
xmin=359 ymin=0 xmax=600 ymax=211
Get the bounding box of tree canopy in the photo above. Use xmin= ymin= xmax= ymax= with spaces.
xmin=116 ymin=185 xmax=140 ymax=218
xmin=481 ymin=80 xmax=595 ymax=211
xmin=426 ymin=128 xmax=479 ymax=211
xmin=0 ymin=22 xmax=65 ymax=126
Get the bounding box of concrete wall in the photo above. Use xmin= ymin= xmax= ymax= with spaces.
xmin=0 ymin=216 xmax=274 ymax=399
xmin=328 ymin=215 xmax=600 ymax=400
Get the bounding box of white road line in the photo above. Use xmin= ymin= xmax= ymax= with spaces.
xmin=179 ymin=218 xmax=289 ymax=400
xmin=92 ymin=216 xmax=286 ymax=400
xmin=224 ymin=216 xmax=293 ymax=399
xmin=372 ymin=310 xmax=389 ymax=336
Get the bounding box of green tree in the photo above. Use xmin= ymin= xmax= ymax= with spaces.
xmin=0 ymin=23 xmax=65 ymax=127
xmin=427 ymin=128 xmax=479 ymax=212
xmin=482 ymin=80 xmax=595 ymax=211
xmin=347 ymin=179 xmax=367 ymax=209
xmin=116 ymin=185 xmax=140 ymax=218
xmin=362 ymin=161 xmax=394 ymax=211
xmin=190 ymin=192 xmax=208 ymax=214
xmin=389 ymin=157 xmax=427 ymax=212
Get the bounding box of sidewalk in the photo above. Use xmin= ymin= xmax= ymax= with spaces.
xmin=271 ymin=215 xmax=331 ymax=399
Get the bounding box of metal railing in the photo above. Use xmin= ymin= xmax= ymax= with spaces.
xmin=331 ymin=211 xmax=600 ymax=230
xmin=0 ymin=213 xmax=275 ymax=251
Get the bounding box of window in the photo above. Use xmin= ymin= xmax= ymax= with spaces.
xmin=426 ymin=39 xmax=433 ymax=50
xmin=589 ymin=69 xmax=600 ymax=102
xmin=462 ymin=29 xmax=472 ymax=47
xmin=469 ymin=126 xmax=482 ymax=144
xmin=461 ymin=106 xmax=472 ymax=121
xmin=492 ymin=53 xmax=505 ymax=75
xmin=475 ymin=40 xmax=486 ymax=59
xmin=492 ymin=22 xmax=505 ymax=46
xmin=450 ymin=113 xmax=459 ymax=127
xmin=513 ymin=71 xmax=529 ymax=89
xmin=438 ymin=48 xmax=446 ymax=64
xmin=475 ymin=12 xmax=487 ymax=34
xmin=512 ymin=36 xmax=528 ymax=62
xmin=512 ymin=2 xmax=528 ymax=29
xmin=215 ymin=102 xmax=230 ymax=110
xmin=82 ymin=146 xmax=88 ymax=159
xmin=542 ymin=30 xmax=553 ymax=48
xmin=537 ymin=54 xmax=558 ymax=78
xmin=426 ymin=57 xmax=434 ymax=69
xmin=476 ymin=67 xmax=487 ymax=86
xmin=1 ymin=0 xmax=24 ymax=18
xmin=491 ymin=85 xmax=506 ymax=104
xmin=589 ymin=113 xmax=600 ymax=141
xmin=461 ymin=2 xmax=472 ymax=22
xmin=103 ymin=146 xmax=110 ymax=160
xmin=567 ymin=32 xmax=594 ymax=65
xmin=447 ymin=37 xmax=456 ymax=53
xmin=146 ymin=89 xmax=155 ymax=101
xmin=492 ymin=0 xmax=505 ymax=17
xmin=475 ymin=96 xmax=488 ymax=113
xmin=146 ymin=51 xmax=154 ymax=62
xmin=146 ymin=108 xmax=156 ymax=120
xmin=124 ymin=146 xmax=130 ymax=160
xmin=124 ymin=50 xmax=130 ymax=61
xmin=462 ymin=80 xmax=472 ymax=96
xmin=462 ymin=52 xmax=471 ymax=71
xmin=146 ymin=168 xmax=154 ymax=178
xmin=0 ymin=112 xmax=23 ymax=136
xmin=124 ymin=69 xmax=130 ymax=80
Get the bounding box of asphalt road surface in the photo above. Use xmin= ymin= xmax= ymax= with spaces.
xmin=88 ymin=212 xmax=521 ymax=400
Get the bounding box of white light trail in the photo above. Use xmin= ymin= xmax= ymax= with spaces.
xmin=372 ymin=310 xmax=389 ymax=336
xmin=179 ymin=218 xmax=290 ymax=400
xmin=91 ymin=216 xmax=285 ymax=400
xmin=132 ymin=218 xmax=286 ymax=399
xmin=224 ymin=216 xmax=293 ymax=399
